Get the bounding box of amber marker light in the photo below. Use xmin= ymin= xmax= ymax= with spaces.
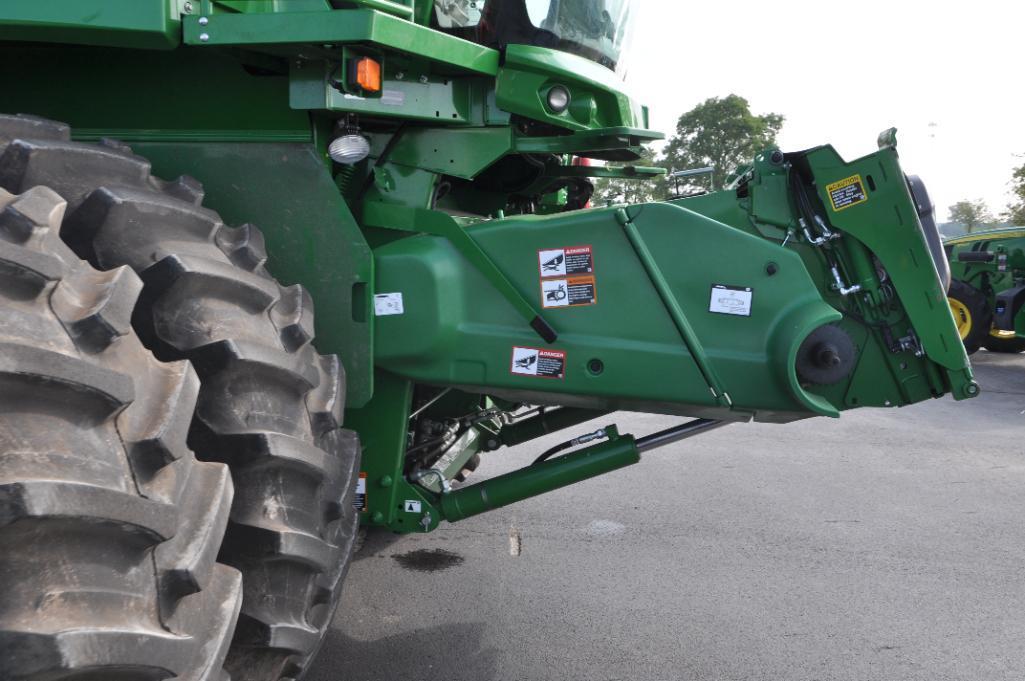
xmin=354 ymin=57 xmax=382 ymax=93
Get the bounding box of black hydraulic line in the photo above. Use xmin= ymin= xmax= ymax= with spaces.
xmin=532 ymin=440 xmax=574 ymax=466
xmin=356 ymin=121 xmax=408 ymax=201
xmin=495 ymin=407 xmax=611 ymax=450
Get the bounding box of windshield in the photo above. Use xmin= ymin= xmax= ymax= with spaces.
xmin=433 ymin=0 xmax=635 ymax=74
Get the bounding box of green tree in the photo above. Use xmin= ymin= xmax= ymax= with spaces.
xmin=1005 ymin=159 xmax=1025 ymax=225
xmin=948 ymin=199 xmax=995 ymax=233
xmin=663 ymin=94 xmax=784 ymax=192
xmin=591 ymin=147 xmax=669 ymax=205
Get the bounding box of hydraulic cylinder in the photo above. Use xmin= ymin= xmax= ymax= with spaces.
xmin=440 ymin=435 xmax=639 ymax=522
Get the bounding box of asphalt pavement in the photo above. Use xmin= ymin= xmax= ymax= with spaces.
xmin=307 ymin=351 xmax=1025 ymax=681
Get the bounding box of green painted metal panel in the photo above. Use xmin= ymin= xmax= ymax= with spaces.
xmin=0 ymin=0 xmax=183 ymax=50
xmin=0 ymin=45 xmax=310 ymax=143
xmin=946 ymin=227 xmax=1025 ymax=247
xmin=213 ymin=0 xmax=335 ymax=13
xmin=182 ymin=8 xmax=500 ymax=75
xmin=135 ymin=141 xmax=375 ymax=407
xmin=805 ymin=145 xmax=973 ymax=393
xmin=297 ymin=65 xmax=486 ymax=124
xmin=372 ymin=202 xmax=839 ymax=423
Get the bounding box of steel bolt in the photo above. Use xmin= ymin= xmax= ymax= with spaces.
xmin=419 ymin=75 xmax=429 ymax=84
xmin=395 ymin=71 xmax=405 ymax=80
xmin=199 ymin=32 xmax=210 ymax=42
xmin=183 ymin=1 xmax=193 ymax=13
xmin=198 ymin=16 xmax=209 ymax=25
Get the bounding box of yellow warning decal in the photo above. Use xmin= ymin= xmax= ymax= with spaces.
xmin=825 ymin=175 xmax=868 ymax=212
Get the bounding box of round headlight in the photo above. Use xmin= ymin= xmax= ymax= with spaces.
xmin=328 ymin=134 xmax=371 ymax=165
xmin=546 ymin=85 xmax=571 ymax=114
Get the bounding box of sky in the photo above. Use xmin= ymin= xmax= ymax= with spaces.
xmin=622 ymin=0 xmax=1025 ymax=222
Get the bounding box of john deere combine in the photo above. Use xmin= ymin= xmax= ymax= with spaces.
xmin=0 ymin=1 xmax=975 ymax=679
xmin=946 ymin=227 xmax=1025 ymax=353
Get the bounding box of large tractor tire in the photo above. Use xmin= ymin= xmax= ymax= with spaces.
xmin=0 ymin=115 xmax=361 ymax=681
xmin=0 ymin=184 xmax=241 ymax=679
xmin=947 ymin=279 xmax=991 ymax=355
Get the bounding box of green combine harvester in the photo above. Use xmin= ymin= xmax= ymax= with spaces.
xmin=945 ymin=227 xmax=1025 ymax=353
xmin=0 ymin=1 xmax=976 ymax=679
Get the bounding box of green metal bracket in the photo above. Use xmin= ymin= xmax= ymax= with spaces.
xmin=183 ymin=8 xmax=500 ymax=75
xmin=616 ymin=207 xmax=732 ymax=408
xmin=369 ymin=125 xmax=665 ymax=184
xmin=362 ymin=201 xmax=558 ymax=342
xmin=496 ymin=44 xmax=655 ymax=136
xmin=0 ymin=0 xmax=183 ymax=50
xmin=346 ymin=0 xmax=414 ymax=20
xmin=346 ymin=371 xmax=443 ymax=531
xmin=517 ymin=126 xmax=662 ymax=162
xmin=485 ymin=407 xmax=612 ymax=450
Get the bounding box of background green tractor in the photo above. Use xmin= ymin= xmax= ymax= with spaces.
xmin=0 ymin=1 xmax=976 ymax=680
xmin=946 ymin=227 xmax=1025 ymax=354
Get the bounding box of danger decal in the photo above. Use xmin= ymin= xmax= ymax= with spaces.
xmin=538 ymin=245 xmax=594 ymax=278
xmin=511 ymin=346 xmax=566 ymax=379
xmin=825 ymin=175 xmax=868 ymax=212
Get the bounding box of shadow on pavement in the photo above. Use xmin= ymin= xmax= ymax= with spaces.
xmin=304 ymin=622 xmax=499 ymax=681
xmin=972 ymin=350 xmax=1025 ymax=396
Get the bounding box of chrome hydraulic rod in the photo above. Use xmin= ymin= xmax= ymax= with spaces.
xmin=635 ymin=418 xmax=729 ymax=452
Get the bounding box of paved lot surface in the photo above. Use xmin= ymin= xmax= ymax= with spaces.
xmin=307 ymin=351 xmax=1025 ymax=681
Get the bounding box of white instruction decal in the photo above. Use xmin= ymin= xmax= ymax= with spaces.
xmin=404 ymin=500 xmax=422 ymax=513
xmin=538 ymin=245 xmax=594 ymax=278
xmin=511 ymin=346 xmax=566 ymax=379
xmin=374 ymin=292 xmax=404 ymax=316
xmin=709 ymin=285 xmax=753 ymax=317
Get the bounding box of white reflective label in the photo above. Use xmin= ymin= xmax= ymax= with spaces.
xmin=374 ymin=292 xmax=404 ymax=316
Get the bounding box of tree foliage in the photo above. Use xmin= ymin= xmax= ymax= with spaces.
xmin=1006 ymin=159 xmax=1025 ymax=225
xmin=662 ymin=94 xmax=783 ymax=192
xmin=592 ymin=94 xmax=783 ymax=205
xmin=591 ymin=147 xmax=668 ymax=205
xmin=948 ymin=199 xmax=995 ymax=233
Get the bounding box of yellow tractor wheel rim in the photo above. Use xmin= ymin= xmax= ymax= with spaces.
xmin=990 ymin=328 xmax=1017 ymax=339
xmin=948 ymin=297 xmax=972 ymax=340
